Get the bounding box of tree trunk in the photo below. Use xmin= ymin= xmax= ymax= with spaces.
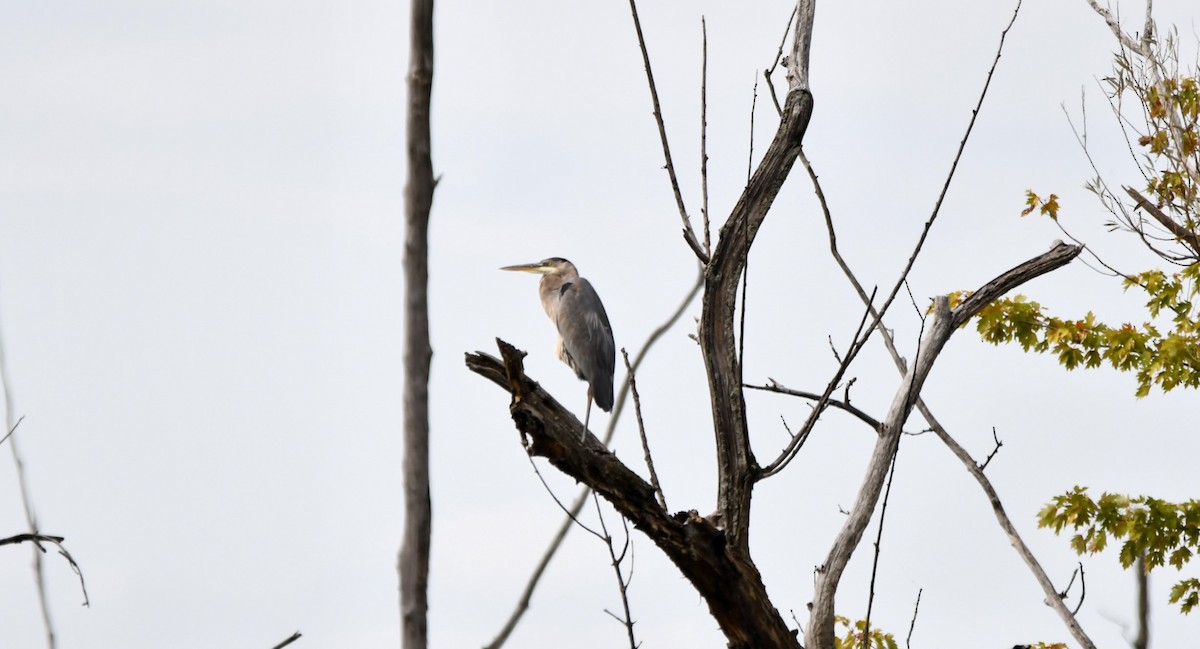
xmin=400 ymin=0 xmax=435 ymax=647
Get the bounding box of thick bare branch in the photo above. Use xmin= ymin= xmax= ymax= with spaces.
xmin=467 ymin=340 xmax=801 ymax=648
xmin=809 ymin=168 xmax=1097 ymax=645
xmin=806 ymin=298 xmax=953 ymax=649
xmin=805 ymin=244 xmax=1081 ymax=649
xmin=700 ymin=4 xmax=815 ymax=548
xmin=785 ymin=0 xmax=815 ymax=92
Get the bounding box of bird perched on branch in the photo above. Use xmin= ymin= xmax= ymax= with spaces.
xmin=501 ymin=258 xmax=615 ymax=440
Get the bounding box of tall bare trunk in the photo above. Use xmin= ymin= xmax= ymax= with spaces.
xmin=400 ymin=0 xmax=435 ymax=646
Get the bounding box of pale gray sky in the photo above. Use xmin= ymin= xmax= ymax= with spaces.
xmin=0 ymin=1 xmax=1196 ymax=648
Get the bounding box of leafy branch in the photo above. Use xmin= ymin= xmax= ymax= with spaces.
xmin=1038 ymin=487 xmax=1200 ymax=612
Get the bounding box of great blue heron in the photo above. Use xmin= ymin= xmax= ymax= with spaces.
xmin=502 ymin=258 xmax=615 ymax=440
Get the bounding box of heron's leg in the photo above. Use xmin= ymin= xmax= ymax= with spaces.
xmin=580 ymin=388 xmax=593 ymax=442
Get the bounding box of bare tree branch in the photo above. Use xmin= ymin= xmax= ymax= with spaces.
xmin=1 ymin=293 xmax=55 ymax=648
xmin=0 ymin=532 xmax=63 ymax=547
xmin=699 ymin=2 xmax=815 ymax=552
xmin=906 ymin=588 xmax=922 ymax=649
xmin=593 ymin=495 xmax=638 ymax=649
xmin=467 ymin=340 xmax=801 ymax=648
xmin=0 ymin=533 xmax=89 ymax=607
xmin=269 ymin=632 xmax=302 ymax=649
xmin=806 ymin=243 xmax=1082 ymax=649
xmin=1070 ymin=562 xmax=1087 ymax=616
xmin=627 ymin=0 xmax=709 ymax=263
xmin=744 ymin=381 xmax=882 ymax=432
xmin=622 ymin=349 xmax=667 ymax=511
xmin=764 ymin=4 xmax=799 ymax=116
xmin=794 ymin=11 xmax=1094 ymax=645
xmin=810 ymin=184 xmax=1098 ymax=646
xmin=785 ymin=0 xmax=815 ymax=92
xmin=700 ymin=17 xmax=711 ymax=258
xmin=921 ymin=403 xmax=1097 ymax=648
xmin=979 ymin=427 xmax=1004 ymax=471
xmin=755 ymin=287 xmax=879 ymax=479
xmin=861 ymin=452 xmax=900 ymax=648
xmin=1085 ymin=0 xmax=1146 ymax=52
xmin=0 ymin=414 xmax=23 ymax=447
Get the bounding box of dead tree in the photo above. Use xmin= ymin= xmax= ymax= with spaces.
xmin=466 ymin=2 xmax=1092 ymax=648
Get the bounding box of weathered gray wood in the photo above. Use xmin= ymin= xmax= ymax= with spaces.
xmin=805 ymin=243 xmax=1082 ymax=649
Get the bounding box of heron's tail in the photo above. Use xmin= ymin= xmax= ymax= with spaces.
xmin=593 ymin=378 xmax=614 ymax=413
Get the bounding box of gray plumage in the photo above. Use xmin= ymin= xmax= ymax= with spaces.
xmin=502 ymin=258 xmax=615 ymax=435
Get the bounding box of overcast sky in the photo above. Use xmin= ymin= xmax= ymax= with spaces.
xmin=1 ymin=1 xmax=1197 ymax=648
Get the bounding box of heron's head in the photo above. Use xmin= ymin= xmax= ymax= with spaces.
xmin=500 ymin=257 xmax=578 ymax=278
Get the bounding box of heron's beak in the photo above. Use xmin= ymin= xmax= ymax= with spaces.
xmin=500 ymin=263 xmax=548 ymax=274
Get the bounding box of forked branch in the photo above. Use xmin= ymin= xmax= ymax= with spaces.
xmin=805 ymin=243 xmax=1081 ymax=649
xmin=699 ymin=1 xmax=815 ymax=553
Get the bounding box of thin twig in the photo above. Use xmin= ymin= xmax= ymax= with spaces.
xmin=0 ymin=299 xmax=55 ymax=648
xmin=0 ymin=534 xmax=89 ymax=607
xmin=747 ymin=76 xmax=759 ymax=185
xmin=1061 ymin=565 xmax=1079 ymax=600
xmin=922 ymin=403 xmax=1097 ymax=648
xmin=621 ymin=349 xmax=667 ymax=511
xmin=593 ymin=494 xmax=638 ymax=649
xmin=861 ymin=420 xmax=902 ymax=647
xmin=700 ymin=17 xmax=711 ymax=258
xmin=756 ymin=286 xmax=880 ymax=478
xmin=745 ymin=382 xmax=882 ymax=433
xmin=0 ymin=414 xmax=23 ymax=447
xmin=906 ymin=588 xmax=922 ymax=649
xmin=270 ymin=632 xmax=302 ymax=649
xmin=738 ymin=77 xmax=759 ymax=377
xmin=979 ymin=427 xmax=1003 ymax=471
xmin=525 ymin=453 xmax=604 ymax=541
xmin=904 ymin=280 xmax=924 ymax=321
xmin=627 ymin=0 xmax=708 ymax=263
xmin=764 ymin=4 xmax=799 ymax=117
xmin=483 ymin=488 xmax=585 ymax=649
xmin=871 ymin=0 xmax=1026 ymax=337
xmin=1072 ymin=562 xmax=1087 ymax=616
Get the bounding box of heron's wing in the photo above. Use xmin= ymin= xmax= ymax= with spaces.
xmin=556 ymin=278 xmax=616 ymax=411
